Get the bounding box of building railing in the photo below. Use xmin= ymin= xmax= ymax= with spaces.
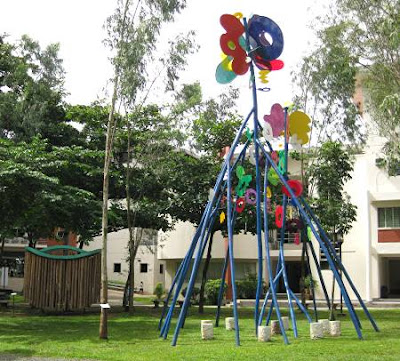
xmin=269 ymin=233 xmax=300 ymax=250
xmin=4 ymin=238 xmax=47 ymax=248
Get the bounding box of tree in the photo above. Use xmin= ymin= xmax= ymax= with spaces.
xmin=99 ymin=0 xmax=193 ymax=335
xmin=0 ymin=35 xmax=80 ymax=146
xmin=307 ymin=141 xmax=357 ymax=320
xmin=0 ymin=138 xmax=103 ymax=258
xmin=116 ymin=104 xmax=184 ymax=310
xmin=293 ymin=0 xmax=400 ymax=171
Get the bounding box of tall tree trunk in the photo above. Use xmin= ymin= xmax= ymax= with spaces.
xmin=99 ymin=0 xmax=131 ymax=337
xmin=125 ymin=114 xmax=136 ymax=313
xmin=28 ymin=233 xmax=34 ymax=248
xmin=300 ymin=234 xmax=306 ymax=305
xmin=99 ymin=74 xmax=119 ymax=340
xmin=123 ymin=268 xmax=131 ymax=308
xmin=329 ymin=275 xmax=336 ymax=321
xmin=0 ymin=237 xmax=5 ymax=267
xmin=329 ymin=232 xmax=337 ymax=321
xmin=198 ymin=231 xmax=215 ymax=313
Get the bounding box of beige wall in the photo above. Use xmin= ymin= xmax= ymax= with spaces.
xmin=86 ymin=228 xmax=165 ymax=294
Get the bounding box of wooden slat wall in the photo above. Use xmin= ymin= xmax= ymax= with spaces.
xmin=24 ymin=252 xmax=101 ymax=312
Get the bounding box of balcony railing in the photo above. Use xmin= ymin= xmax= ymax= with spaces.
xmin=4 ymin=238 xmax=47 ymax=248
xmin=270 ymin=233 xmax=300 ymax=250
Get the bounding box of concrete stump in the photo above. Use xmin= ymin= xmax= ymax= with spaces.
xmin=257 ymin=326 xmax=271 ymax=342
xmin=225 ymin=317 xmax=235 ymax=330
xmin=310 ymin=322 xmax=324 ymax=339
xmin=318 ymin=319 xmax=330 ymax=334
xmin=271 ymin=320 xmax=281 ymax=335
xmin=201 ymin=320 xmax=213 ymax=340
xmin=329 ymin=320 xmax=341 ymax=337
xmin=281 ymin=316 xmax=290 ymax=331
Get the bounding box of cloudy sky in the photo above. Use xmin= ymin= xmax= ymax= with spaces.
xmin=1 ymin=0 xmax=328 ymax=115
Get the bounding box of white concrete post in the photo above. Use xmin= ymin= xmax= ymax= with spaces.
xmin=310 ymin=322 xmax=324 ymax=339
xmin=271 ymin=320 xmax=281 ymax=335
xmin=225 ymin=317 xmax=235 ymax=330
xmin=329 ymin=320 xmax=341 ymax=337
xmin=201 ymin=320 xmax=214 ymax=340
xmin=318 ymin=319 xmax=330 ymax=335
xmin=281 ymin=316 xmax=290 ymax=331
xmin=257 ymin=326 xmax=271 ymax=342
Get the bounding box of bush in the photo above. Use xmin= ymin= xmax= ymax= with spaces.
xmin=236 ymin=273 xmax=258 ymax=299
xmin=154 ymin=282 xmax=164 ymax=301
xmin=181 ymin=286 xmax=200 ymax=305
xmin=205 ymin=279 xmax=226 ymax=305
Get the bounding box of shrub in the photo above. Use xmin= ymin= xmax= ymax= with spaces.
xmin=205 ymin=279 xmax=226 ymax=305
xmin=181 ymin=286 xmax=200 ymax=305
xmin=154 ymin=282 xmax=164 ymax=301
xmin=236 ymin=273 xmax=258 ymax=299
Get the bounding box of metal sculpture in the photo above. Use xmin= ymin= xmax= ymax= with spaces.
xmin=158 ymin=12 xmax=379 ymax=346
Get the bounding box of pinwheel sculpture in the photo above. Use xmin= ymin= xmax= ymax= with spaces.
xmin=158 ymin=13 xmax=379 ymax=346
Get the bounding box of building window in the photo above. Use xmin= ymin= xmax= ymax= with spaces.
xmin=160 ymin=264 xmax=164 ymax=274
xmin=378 ymin=207 xmax=400 ymax=228
xmin=140 ymin=263 xmax=148 ymax=273
xmin=113 ymin=263 xmax=121 ymax=273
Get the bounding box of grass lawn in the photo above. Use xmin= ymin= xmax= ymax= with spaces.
xmin=0 ymin=307 xmax=399 ymax=360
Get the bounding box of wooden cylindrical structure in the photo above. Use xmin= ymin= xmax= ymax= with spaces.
xmin=24 ymin=246 xmax=101 ymax=312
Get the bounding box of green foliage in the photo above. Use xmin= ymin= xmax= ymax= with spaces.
xmin=293 ymin=0 xmax=400 ymax=169
xmin=181 ymin=286 xmax=200 ymax=304
xmin=303 ymin=274 xmax=318 ymax=290
xmin=0 ymin=35 xmax=80 ymax=146
xmin=154 ymin=282 xmax=164 ymax=301
xmin=0 ymin=137 xmax=103 ymax=244
xmin=308 ymin=141 xmax=357 ymax=236
xmin=104 ymin=0 xmax=194 ymax=109
xmin=191 ymin=87 xmax=242 ymax=157
xmin=204 ymin=279 xmax=225 ymax=305
xmin=235 ymin=273 xmax=258 ymax=299
xmin=292 ymin=22 xmax=361 ymax=143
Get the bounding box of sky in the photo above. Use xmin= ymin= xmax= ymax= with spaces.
xmin=1 ymin=0 xmax=329 ymax=117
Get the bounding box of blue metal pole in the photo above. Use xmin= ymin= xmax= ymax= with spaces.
xmin=159 ymin=205 xmax=213 ymax=333
xmin=278 ymin=196 xmax=299 ymax=337
xmin=158 ymin=257 xmax=185 ymax=331
xmin=181 ymin=203 xmax=221 ymax=329
xmin=303 ymin=226 xmax=332 ymax=310
xmin=257 ymin=141 xmax=364 ymax=339
xmin=215 ymin=246 xmax=229 ymax=327
xmin=164 ymin=110 xmax=253 ymax=343
xmin=170 ymin=187 xmax=225 ymax=336
xmin=170 ymin=202 xmax=220 ymax=344
xmin=288 ymin=289 xmax=312 ymax=322
xmin=276 ymin=107 xmax=299 ymax=337
xmin=260 ymin=160 xmax=289 ymax=344
xmin=243 ymin=17 xmax=264 ymax=336
xmin=226 ymin=146 xmax=240 ymax=346
xmin=300 ymin=197 xmax=379 ymax=332
xmin=258 ymin=268 xmax=282 ymax=325
xmin=215 ymin=207 xmax=239 ymax=327
xmin=301 ymin=200 xmax=362 ymax=329
xmin=161 ymin=201 xmax=215 ymax=339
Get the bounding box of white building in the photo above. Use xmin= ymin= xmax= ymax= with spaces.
xmin=86 ymin=228 xmax=166 ymax=295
